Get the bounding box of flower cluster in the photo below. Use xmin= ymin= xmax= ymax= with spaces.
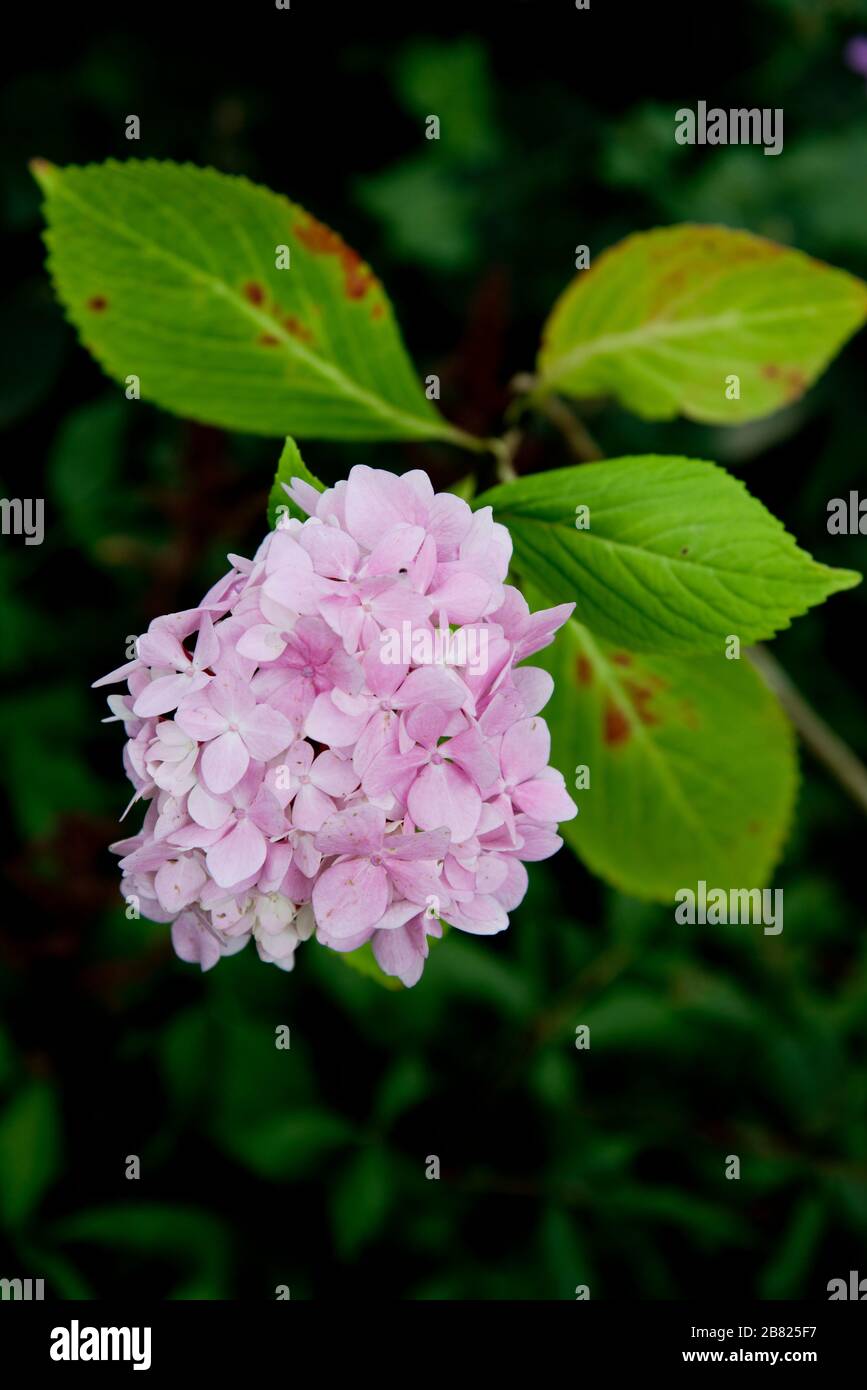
xmin=97 ymin=465 xmax=577 ymax=986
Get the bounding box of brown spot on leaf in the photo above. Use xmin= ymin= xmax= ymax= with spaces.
xmin=611 ymin=651 xmax=632 ymax=667
xmin=747 ymin=819 xmax=763 ymax=835
xmin=603 ymin=701 xmax=630 ymax=747
xmin=762 ymin=362 xmax=807 ymax=401
xmin=623 ymin=679 xmax=661 ymax=727
xmin=243 ymin=282 xmax=265 ymax=306
xmin=294 ymin=216 xmax=376 ymax=300
xmin=284 ymin=314 xmax=313 ymax=344
xmin=259 ymin=332 xmax=280 ymax=347
xmin=87 ymin=295 xmax=108 ymax=312
xmin=679 ymin=699 xmax=701 ymax=730
xmin=576 ymin=655 xmax=593 ymax=686
xmin=371 ymin=302 xmax=385 ymax=320
xmin=784 ymin=368 xmax=807 ymax=401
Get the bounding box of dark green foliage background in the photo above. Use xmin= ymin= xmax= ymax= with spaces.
xmin=1 ymin=1 xmax=866 ymax=1299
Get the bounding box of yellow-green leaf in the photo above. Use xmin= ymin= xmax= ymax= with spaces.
xmin=537 ymin=224 xmax=867 ymax=424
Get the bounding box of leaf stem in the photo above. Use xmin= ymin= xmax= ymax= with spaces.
xmin=748 ymin=645 xmax=867 ymax=817
xmin=509 ymin=373 xmax=603 ymax=461
xmin=491 ymin=428 xmax=522 ymax=483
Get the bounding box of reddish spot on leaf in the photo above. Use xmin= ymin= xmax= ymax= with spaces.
xmin=371 ymin=302 xmax=385 ymax=320
xmin=284 ymin=314 xmax=313 ymax=344
xmin=611 ymin=651 xmax=632 ymax=667
xmin=747 ymin=819 xmax=763 ymax=834
xmin=623 ymin=679 xmax=661 ymax=727
xmin=244 ymin=282 xmax=266 ymax=306
xmin=576 ymin=655 xmax=593 ymax=686
xmin=259 ymin=332 xmax=280 ymax=347
xmin=603 ymin=701 xmax=630 ymax=747
xmin=294 ymin=216 xmax=376 ymax=300
xmin=679 ymin=699 xmax=701 ymax=730
xmin=784 ymin=368 xmax=807 ymax=401
xmin=761 ymin=362 xmax=807 ymax=401
xmin=87 ymin=295 xmax=108 ymax=312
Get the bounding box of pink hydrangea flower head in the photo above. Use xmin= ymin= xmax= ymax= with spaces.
xmin=98 ymin=465 xmax=577 ymax=986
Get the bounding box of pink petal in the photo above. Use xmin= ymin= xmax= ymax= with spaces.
xmin=175 ymin=700 xmax=227 ymax=742
xmin=344 ymin=465 xmax=424 ymax=549
xmin=154 ymin=856 xmax=207 ymax=913
xmin=208 ymin=674 xmax=255 ymax=724
xmin=193 ymin=611 xmax=220 ymax=669
xmin=314 ymin=803 xmax=385 ymax=857
xmin=188 ymin=783 xmax=232 ymax=829
xmin=393 ymin=665 xmax=469 ymax=712
xmin=443 ymin=893 xmax=509 ymax=935
xmin=364 ymin=523 xmax=426 ymax=576
xmin=305 ymin=691 xmax=369 ymax=746
xmin=206 ymin=818 xmax=267 ymax=888
xmin=372 ymin=921 xmax=427 ymax=986
xmin=501 ymin=716 xmax=551 ymax=785
xmin=513 ymin=818 xmax=563 ymax=861
xmin=403 ymin=702 xmax=448 ymax=750
xmin=292 ymin=782 xmax=337 ymax=832
xmin=513 ymin=772 xmax=578 ymax=823
xmin=236 ymin=623 xmax=290 ymax=662
xmin=408 ymin=761 xmax=481 ymax=842
xmin=309 ymin=750 xmax=359 ymax=797
xmin=426 ymin=567 xmax=493 ymax=623
xmin=447 ymin=725 xmax=499 ymax=791
xmin=171 ymin=913 xmax=222 ymax=971
xmin=385 ymin=827 xmax=451 ymax=861
xmin=512 ymin=667 xmax=554 ymax=715
xmin=240 ymin=702 xmax=294 ymax=761
xmin=362 ymin=746 xmax=426 ymax=801
xmin=201 ymin=729 xmax=250 ymax=794
xmin=386 ymin=857 xmax=444 ymax=904
xmin=133 ymin=671 xmax=208 ymax=719
xmin=312 ymin=857 xmax=389 ymax=939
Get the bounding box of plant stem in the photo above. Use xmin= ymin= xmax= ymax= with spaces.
xmin=748 ymin=645 xmax=867 ymax=816
xmin=509 ymin=373 xmax=603 ymax=460
xmin=491 ymin=428 xmax=522 ymax=483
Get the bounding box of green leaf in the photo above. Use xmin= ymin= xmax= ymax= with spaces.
xmin=0 ymin=1080 xmax=60 ymax=1228
xmin=215 ymin=1107 xmax=355 ymax=1181
xmin=330 ymin=1146 xmax=391 ymax=1259
xmin=53 ymin=1203 xmax=230 ymax=1299
xmin=32 ymin=157 xmax=484 ymax=448
xmin=537 ymin=224 xmax=867 ymax=423
xmin=477 ymin=458 xmax=859 ymax=652
xmin=266 ymin=437 xmax=324 ymax=528
xmin=759 ymin=1196 xmax=825 ymax=1299
xmin=374 ymin=1055 xmax=430 ymax=1127
xmin=530 ymin=597 xmax=798 ymax=901
xmin=48 ymin=394 xmax=126 ymax=547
